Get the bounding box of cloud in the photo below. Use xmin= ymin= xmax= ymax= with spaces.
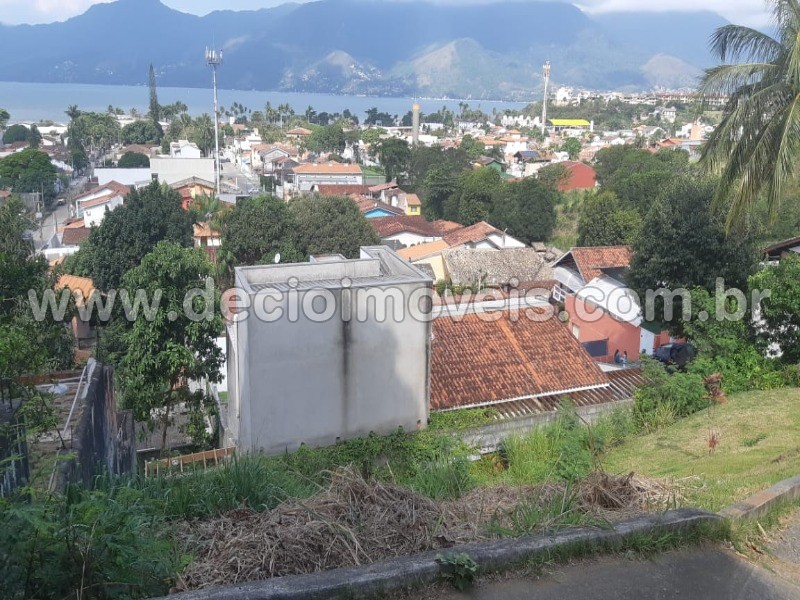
xmin=0 ymin=0 xmax=111 ymax=24
xmin=0 ymin=0 xmax=770 ymax=27
xmin=574 ymin=0 xmax=769 ymax=27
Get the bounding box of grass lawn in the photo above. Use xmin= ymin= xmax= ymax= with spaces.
xmin=603 ymin=387 xmax=800 ymax=511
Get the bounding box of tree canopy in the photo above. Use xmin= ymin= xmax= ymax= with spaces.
xmin=374 ymin=137 xmax=411 ymax=183
xmin=577 ymin=191 xmax=642 ymax=246
xmin=627 ymin=177 xmax=759 ymax=331
xmin=121 ymin=120 xmax=163 ymax=145
xmin=73 ymin=181 xmax=193 ymax=291
xmin=118 ymin=151 xmax=151 ymax=168
xmin=0 ymin=148 xmax=58 ymax=202
xmin=218 ymin=195 xmax=303 ymax=274
xmin=289 ymin=195 xmax=380 ymax=259
xmin=490 ymin=178 xmax=558 ymax=244
xmin=118 ymin=241 xmax=223 ymax=451
xmin=699 ymin=1 xmax=800 ymax=229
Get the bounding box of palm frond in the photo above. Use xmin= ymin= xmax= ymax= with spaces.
xmin=709 ymin=24 xmax=782 ymax=63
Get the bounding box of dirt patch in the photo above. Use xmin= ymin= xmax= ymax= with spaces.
xmin=174 ymin=469 xmax=680 ymax=591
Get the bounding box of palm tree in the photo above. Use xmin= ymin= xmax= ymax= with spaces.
xmin=699 ymin=0 xmax=800 ymax=229
xmin=65 ymin=104 xmax=81 ymax=121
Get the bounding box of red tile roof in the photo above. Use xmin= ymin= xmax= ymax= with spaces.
xmin=76 ymin=181 xmax=131 ymax=203
xmin=568 ymin=246 xmax=632 ymax=283
xmin=442 ymin=221 xmax=501 ymax=247
xmin=79 ymin=192 xmax=118 ymax=209
xmin=61 ymin=225 xmax=91 ymax=246
xmin=431 ymin=310 xmax=609 ymax=410
xmin=316 ymin=184 xmax=372 ymax=196
xmin=371 ymin=215 xmax=441 ymax=238
xmin=429 ymin=220 xmax=463 ymax=235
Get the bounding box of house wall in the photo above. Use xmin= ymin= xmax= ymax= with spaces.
xmin=565 ymin=294 xmax=640 ymax=362
xmin=95 ymin=168 xmax=149 ymax=186
xmin=413 ymin=254 xmax=447 ymax=281
xmin=83 ymin=197 xmax=123 ymax=227
xmin=295 ymin=173 xmax=364 ymax=192
xmin=385 ymin=232 xmax=439 ymax=247
xmin=486 ymin=232 xmax=526 ymax=249
xmin=229 ymin=278 xmax=431 ymax=455
xmin=150 ymin=157 xmax=215 ymax=185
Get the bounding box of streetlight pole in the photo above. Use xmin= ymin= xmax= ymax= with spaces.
xmin=205 ymin=47 xmax=223 ymax=197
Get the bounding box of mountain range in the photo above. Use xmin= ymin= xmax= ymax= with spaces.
xmin=0 ymin=0 xmax=729 ymax=98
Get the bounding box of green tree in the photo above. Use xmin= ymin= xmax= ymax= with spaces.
xmin=490 ymin=178 xmax=559 ymax=244
xmin=422 ymin=164 xmax=459 ymax=219
xmin=190 ymin=114 xmax=215 ymax=157
xmin=289 ymin=195 xmax=379 ymax=258
xmin=148 ymin=63 xmax=160 ymax=123
xmin=79 ymin=181 xmax=193 ymax=291
xmin=65 ymin=104 xmax=81 ymax=121
xmin=628 ymin=177 xmax=759 ymax=332
xmin=459 ymin=134 xmax=485 ymax=160
xmin=67 ymin=112 xmax=120 ymax=155
xmin=0 ymin=197 xmax=74 ymax=392
xmin=219 ymin=195 xmax=303 ymax=276
xmin=374 ymin=137 xmax=411 ymax=183
xmin=121 ymin=120 xmax=163 ymax=145
xmin=118 ymin=241 xmax=223 ymax=451
xmin=27 ymin=124 xmax=41 ymax=149
xmin=0 ymin=107 xmax=9 ymax=141
xmin=749 ymin=255 xmax=800 ymax=364
xmin=445 ymin=167 xmax=502 ymax=225
xmin=361 ymin=127 xmax=386 ymax=146
xmin=577 ymin=191 xmax=642 ymax=246
xmin=0 ymin=148 xmax=58 ymax=202
xmin=2 ymin=124 xmax=29 ymax=144
xmin=118 ymin=151 xmax=151 ymax=168
xmin=699 ymin=1 xmax=800 ymax=229
xmin=560 ymin=137 xmax=582 ymax=160
xmin=306 ymin=124 xmax=347 ymax=154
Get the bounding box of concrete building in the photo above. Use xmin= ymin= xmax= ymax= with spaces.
xmin=169 ymin=139 xmax=202 ymax=159
xmin=291 ymin=162 xmax=364 ymax=193
xmin=226 ymin=246 xmax=433 ymax=455
xmin=150 ymin=157 xmax=215 ymax=186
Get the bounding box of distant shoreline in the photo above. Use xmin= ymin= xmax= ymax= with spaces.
xmin=0 ymin=81 xmax=530 ymax=123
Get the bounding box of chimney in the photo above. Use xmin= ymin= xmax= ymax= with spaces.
xmin=412 ymin=102 xmax=420 ymax=146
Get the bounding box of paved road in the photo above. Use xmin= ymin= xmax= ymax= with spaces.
xmin=426 ymin=547 xmax=800 ymax=600
xmin=35 ymin=201 xmax=71 ymax=249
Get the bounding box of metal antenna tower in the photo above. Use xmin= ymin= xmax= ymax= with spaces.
xmin=205 ymin=47 xmax=223 ymax=196
xmin=541 ymin=61 xmax=551 ymax=135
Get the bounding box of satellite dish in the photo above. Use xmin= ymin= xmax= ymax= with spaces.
xmin=274 ymin=253 xmax=281 ymax=264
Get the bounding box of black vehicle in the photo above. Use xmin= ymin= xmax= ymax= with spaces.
xmin=653 ymin=343 xmax=696 ymax=370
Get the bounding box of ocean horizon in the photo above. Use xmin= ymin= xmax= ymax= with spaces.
xmin=0 ymin=81 xmax=528 ymax=124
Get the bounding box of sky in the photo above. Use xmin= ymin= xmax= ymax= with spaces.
xmin=0 ymin=0 xmax=770 ymax=27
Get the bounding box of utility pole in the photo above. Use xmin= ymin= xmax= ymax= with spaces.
xmin=541 ymin=61 xmax=551 ymax=136
xmin=205 ymin=47 xmax=223 ymax=197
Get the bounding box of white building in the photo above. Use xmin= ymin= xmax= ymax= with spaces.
xmin=169 ymin=139 xmax=202 ymax=159
xmin=225 ymin=247 xmax=432 ymax=455
xmin=150 ymin=157 xmax=215 ymax=186
xmin=291 ymin=162 xmax=364 ymax=193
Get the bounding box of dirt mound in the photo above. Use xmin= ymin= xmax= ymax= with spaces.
xmin=176 ymin=469 xmax=677 ymax=590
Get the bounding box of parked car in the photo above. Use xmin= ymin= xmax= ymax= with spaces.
xmin=653 ymin=343 xmax=695 ymax=370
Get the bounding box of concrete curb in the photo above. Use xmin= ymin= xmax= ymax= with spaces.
xmin=720 ymin=474 xmax=800 ymax=521
xmin=163 ymin=508 xmax=721 ymax=600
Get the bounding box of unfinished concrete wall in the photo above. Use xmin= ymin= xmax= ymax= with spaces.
xmin=54 ymin=360 xmax=136 ymax=491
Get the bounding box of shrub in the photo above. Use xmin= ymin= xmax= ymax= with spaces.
xmin=633 ymin=358 xmax=706 ymax=431
xmin=0 ymin=486 xmax=182 ymax=599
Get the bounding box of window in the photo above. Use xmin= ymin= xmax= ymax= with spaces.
xmin=571 ymin=324 xmax=580 ymax=339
